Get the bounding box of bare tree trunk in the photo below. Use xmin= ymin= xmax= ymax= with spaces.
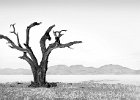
xmin=31 ymin=64 xmax=48 ymax=87
xmin=0 ymin=22 xmax=82 ymax=88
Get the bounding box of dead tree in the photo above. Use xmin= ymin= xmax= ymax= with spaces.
xmin=0 ymin=22 xmax=82 ymax=87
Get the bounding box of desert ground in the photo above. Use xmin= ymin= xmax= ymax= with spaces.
xmin=0 ymin=81 xmax=140 ymax=100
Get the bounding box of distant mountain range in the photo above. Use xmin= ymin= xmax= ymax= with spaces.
xmin=0 ymin=64 xmax=140 ymax=75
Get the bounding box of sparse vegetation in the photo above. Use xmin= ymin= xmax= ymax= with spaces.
xmin=0 ymin=81 xmax=140 ymax=100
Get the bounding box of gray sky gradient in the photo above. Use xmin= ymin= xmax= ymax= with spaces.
xmin=0 ymin=0 xmax=140 ymax=69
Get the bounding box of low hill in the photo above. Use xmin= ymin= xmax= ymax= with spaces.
xmin=0 ymin=64 xmax=139 ymax=75
xmin=0 ymin=68 xmax=32 ymax=75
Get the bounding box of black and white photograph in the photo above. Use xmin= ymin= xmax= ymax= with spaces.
xmin=0 ymin=0 xmax=140 ymax=99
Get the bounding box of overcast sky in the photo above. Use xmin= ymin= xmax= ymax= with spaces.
xmin=0 ymin=0 xmax=140 ymax=69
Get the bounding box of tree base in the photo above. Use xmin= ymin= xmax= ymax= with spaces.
xmin=28 ymin=81 xmax=57 ymax=88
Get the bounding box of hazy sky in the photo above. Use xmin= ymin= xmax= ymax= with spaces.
xmin=0 ymin=0 xmax=140 ymax=69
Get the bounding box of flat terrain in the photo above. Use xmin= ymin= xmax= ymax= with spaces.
xmin=0 ymin=81 xmax=140 ymax=100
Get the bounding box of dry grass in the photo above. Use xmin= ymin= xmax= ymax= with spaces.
xmin=0 ymin=81 xmax=140 ymax=100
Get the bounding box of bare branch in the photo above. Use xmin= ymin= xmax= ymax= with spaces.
xmin=23 ymin=22 xmax=42 ymax=66
xmin=53 ymin=30 xmax=67 ymax=45
xmin=10 ymin=23 xmax=16 ymax=35
xmin=24 ymin=44 xmax=38 ymax=66
xmin=19 ymin=52 xmax=33 ymax=64
xmin=53 ymin=30 xmax=67 ymax=38
xmin=54 ymin=30 xmax=67 ymax=34
xmin=26 ymin=22 xmax=42 ymax=46
xmin=53 ymin=30 xmax=81 ymax=48
xmin=9 ymin=23 xmax=39 ymax=66
xmin=0 ymin=34 xmax=27 ymax=52
xmin=16 ymin=33 xmax=22 ymax=47
xmin=40 ymin=25 xmax=55 ymax=53
xmin=10 ymin=23 xmax=22 ymax=48
xmin=41 ymin=27 xmax=82 ymax=65
xmin=41 ymin=41 xmax=82 ymax=65
xmin=47 ymin=41 xmax=82 ymax=50
xmin=58 ymin=41 xmax=82 ymax=48
xmin=19 ymin=52 xmax=37 ymax=72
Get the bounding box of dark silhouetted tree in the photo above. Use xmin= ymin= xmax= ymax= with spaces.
xmin=0 ymin=22 xmax=82 ymax=87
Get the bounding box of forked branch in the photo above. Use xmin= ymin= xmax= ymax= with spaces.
xmin=53 ymin=30 xmax=67 ymax=37
xmin=19 ymin=52 xmax=37 ymax=72
xmin=53 ymin=30 xmax=67 ymax=44
xmin=10 ymin=23 xmax=22 ymax=48
xmin=41 ymin=41 xmax=82 ymax=65
xmin=19 ymin=52 xmax=34 ymax=66
xmin=24 ymin=44 xmax=38 ymax=66
xmin=40 ymin=25 xmax=55 ymax=53
xmin=40 ymin=28 xmax=82 ymax=67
